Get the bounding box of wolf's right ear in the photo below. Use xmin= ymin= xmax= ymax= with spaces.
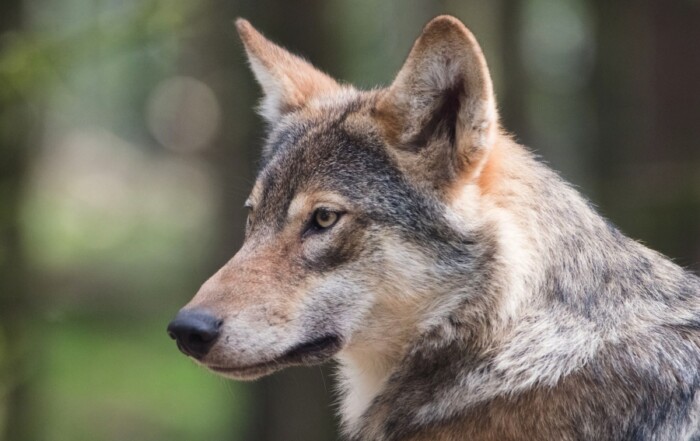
xmin=375 ymin=16 xmax=498 ymax=186
xmin=236 ymin=19 xmax=340 ymax=125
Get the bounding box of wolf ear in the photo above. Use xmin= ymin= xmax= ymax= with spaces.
xmin=376 ymin=16 xmax=498 ymax=184
xmin=235 ymin=19 xmax=340 ymax=125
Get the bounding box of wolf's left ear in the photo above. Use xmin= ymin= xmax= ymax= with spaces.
xmin=236 ymin=19 xmax=341 ymax=125
xmin=376 ymin=16 xmax=498 ymax=184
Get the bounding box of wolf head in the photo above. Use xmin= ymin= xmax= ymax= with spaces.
xmin=168 ymin=15 xmax=501 ymax=380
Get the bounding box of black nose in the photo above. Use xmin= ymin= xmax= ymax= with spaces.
xmin=167 ymin=310 xmax=222 ymax=359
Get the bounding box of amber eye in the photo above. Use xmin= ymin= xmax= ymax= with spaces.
xmin=313 ymin=209 xmax=339 ymax=230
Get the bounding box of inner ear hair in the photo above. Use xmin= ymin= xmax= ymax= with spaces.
xmin=407 ymin=76 xmax=465 ymax=152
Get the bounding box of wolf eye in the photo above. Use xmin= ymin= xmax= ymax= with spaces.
xmin=312 ymin=209 xmax=340 ymax=230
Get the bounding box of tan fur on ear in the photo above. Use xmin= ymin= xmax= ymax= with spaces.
xmin=376 ymin=15 xmax=498 ymax=182
xmin=235 ymin=19 xmax=340 ymax=124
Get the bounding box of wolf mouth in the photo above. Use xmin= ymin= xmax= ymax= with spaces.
xmin=207 ymin=334 xmax=342 ymax=377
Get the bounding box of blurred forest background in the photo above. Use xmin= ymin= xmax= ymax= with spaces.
xmin=0 ymin=0 xmax=699 ymax=440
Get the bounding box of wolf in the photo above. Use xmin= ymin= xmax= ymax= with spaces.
xmin=167 ymin=15 xmax=700 ymax=440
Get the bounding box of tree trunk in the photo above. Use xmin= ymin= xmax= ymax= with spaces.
xmin=0 ymin=1 xmax=33 ymax=439
xmin=590 ymin=0 xmax=700 ymax=272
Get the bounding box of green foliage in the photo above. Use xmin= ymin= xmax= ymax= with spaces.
xmin=35 ymin=317 xmax=247 ymax=441
xmin=0 ymin=0 xmax=191 ymax=104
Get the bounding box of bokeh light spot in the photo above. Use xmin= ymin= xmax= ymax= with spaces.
xmin=146 ymin=76 xmax=221 ymax=152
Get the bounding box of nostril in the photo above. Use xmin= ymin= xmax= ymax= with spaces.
xmin=167 ymin=309 xmax=222 ymax=359
xmin=188 ymin=330 xmax=215 ymax=345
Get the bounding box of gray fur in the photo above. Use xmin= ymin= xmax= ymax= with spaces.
xmin=176 ymin=16 xmax=700 ymax=441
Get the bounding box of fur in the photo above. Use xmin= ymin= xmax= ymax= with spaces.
xmin=171 ymin=15 xmax=700 ymax=440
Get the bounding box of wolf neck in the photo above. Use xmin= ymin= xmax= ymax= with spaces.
xmin=336 ymin=136 xmax=633 ymax=435
xmin=335 ymin=138 xmax=539 ymax=430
